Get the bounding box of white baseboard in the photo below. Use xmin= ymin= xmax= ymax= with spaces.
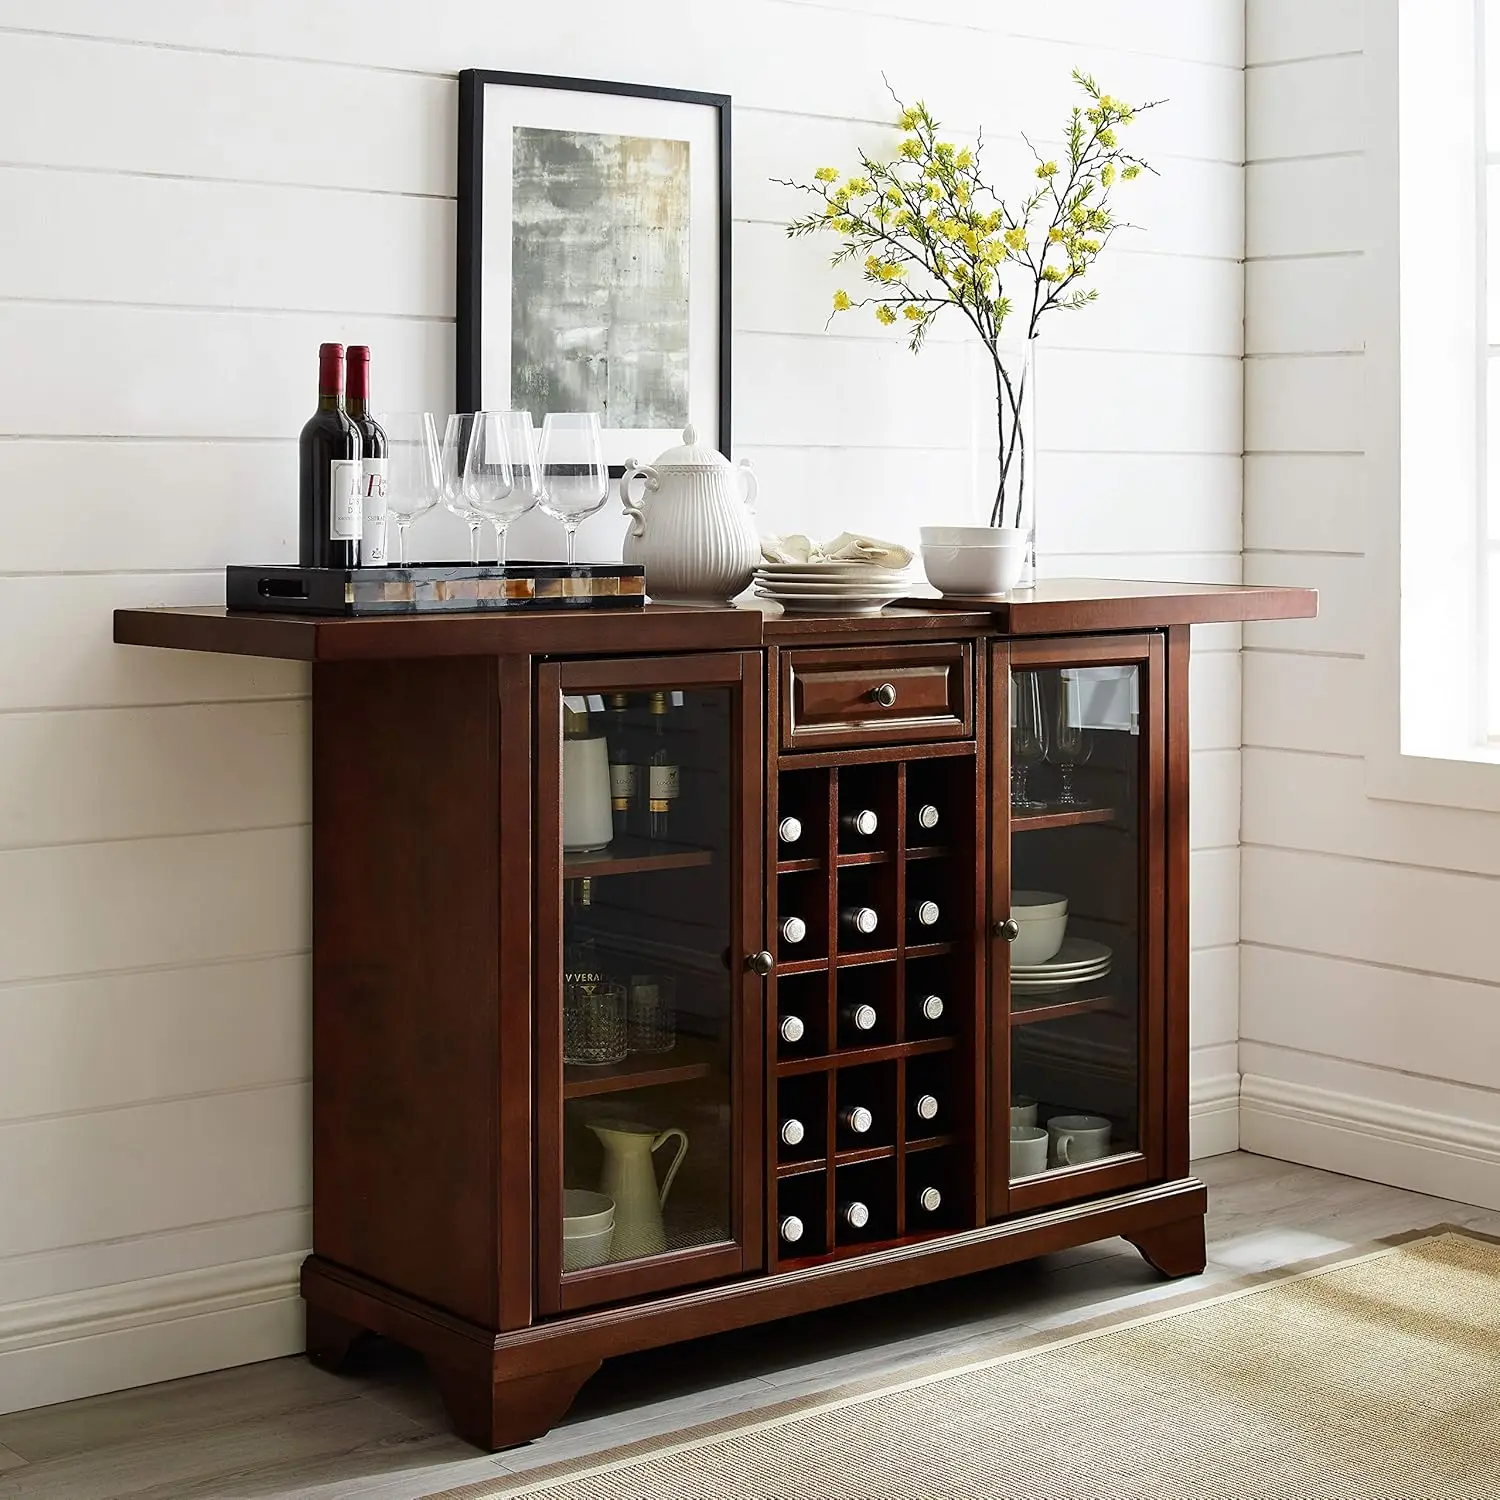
xmin=1241 ymin=1073 xmax=1500 ymax=1211
xmin=0 ymin=1252 xmax=304 ymax=1416
xmin=1189 ymin=1072 xmax=1240 ymax=1159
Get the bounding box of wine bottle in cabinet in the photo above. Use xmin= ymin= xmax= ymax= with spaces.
xmin=913 ymin=991 xmax=945 ymax=1026
xmin=646 ymin=692 xmax=679 ymax=839
xmin=778 ymin=1013 xmax=807 ymax=1046
xmin=777 ymin=1170 xmax=827 ymax=1258
xmin=838 ymin=1000 xmax=878 ymax=1041
xmin=911 ymin=1090 xmax=942 ymax=1131
xmin=907 ymin=1056 xmax=950 ymax=1137
xmin=777 ymin=1075 xmax=826 ymax=1161
xmin=905 ymin=1153 xmax=958 ymax=1230
xmin=908 ymin=897 xmax=941 ymax=932
xmin=603 ymin=693 xmax=639 ymax=839
xmin=839 ymin=905 xmax=880 ymax=941
xmin=835 ymin=1160 xmax=894 ymax=1241
xmin=837 ymin=1199 xmax=870 ymax=1230
xmin=840 ymin=808 xmax=879 ymax=839
xmin=777 ymin=816 xmax=803 ymax=846
xmin=911 ymin=800 xmax=941 ymax=836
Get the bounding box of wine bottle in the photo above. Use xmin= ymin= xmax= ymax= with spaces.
xmin=779 ymin=1214 xmax=805 ymax=1244
xmin=838 ymin=1199 xmax=870 ymax=1230
xmin=647 ymin=692 xmax=680 ymax=839
xmin=838 ymin=1104 xmax=873 ymax=1135
xmin=913 ymin=1092 xmax=940 ymax=1124
xmin=346 ymin=345 xmax=388 ymax=567
xmin=917 ymin=993 xmax=945 ymax=1023
xmin=840 ymin=905 xmax=879 ymax=939
xmin=840 ymin=808 xmax=879 ymax=837
xmin=916 ymin=1185 xmax=942 ymax=1213
xmin=779 ymin=1117 xmax=806 ymax=1147
xmin=778 ymin=815 xmax=803 ymax=845
xmin=779 ymin=1014 xmax=806 ymax=1044
xmin=298 ymin=342 xmax=362 ymax=568
xmin=780 ymin=916 xmax=808 ymax=945
xmin=909 ymin=898 xmax=940 ymax=929
xmin=604 ymin=693 xmax=639 ymax=838
xmin=839 ymin=1002 xmax=877 ymax=1034
xmin=913 ymin=802 xmax=940 ymax=833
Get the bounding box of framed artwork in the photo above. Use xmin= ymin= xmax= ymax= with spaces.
xmin=457 ymin=69 xmax=731 ymax=471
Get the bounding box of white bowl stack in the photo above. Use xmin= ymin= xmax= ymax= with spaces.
xmin=919 ymin=525 xmax=1029 ymax=597
xmin=562 ymin=1189 xmax=615 ymax=1270
xmin=754 ymin=560 xmax=911 ymax=614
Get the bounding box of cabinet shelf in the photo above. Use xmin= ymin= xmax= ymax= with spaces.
xmin=905 ymin=1132 xmax=957 ymax=1154
xmin=776 ymin=857 xmax=822 ymax=875
xmin=563 ymin=1036 xmax=719 ymax=1099
xmin=563 ymin=838 xmax=713 ymax=880
xmin=777 ymin=1036 xmax=956 ymax=1077
xmin=904 ymin=843 xmax=950 ymax=861
xmin=834 ymin=850 xmax=892 ymax=868
xmin=1010 ymin=992 xmax=1119 ymax=1027
xmin=1010 ymin=805 xmax=1117 ymax=833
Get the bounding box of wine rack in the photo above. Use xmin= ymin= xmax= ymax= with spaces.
xmin=769 ymin=748 xmax=982 ymax=1268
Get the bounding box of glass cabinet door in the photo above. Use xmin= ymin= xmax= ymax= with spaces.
xmin=537 ymin=654 xmax=763 ymax=1313
xmin=990 ymin=636 xmax=1165 ymax=1216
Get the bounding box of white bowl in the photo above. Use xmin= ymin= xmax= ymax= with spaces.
xmin=562 ymin=1224 xmax=615 ymax=1271
xmin=1012 ymin=890 xmax=1069 ymax=966
xmin=562 ymin=1189 xmax=615 ymax=1238
xmin=921 ymin=537 xmax=1028 ymax=597
xmin=920 ymin=526 xmax=1028 ymax=548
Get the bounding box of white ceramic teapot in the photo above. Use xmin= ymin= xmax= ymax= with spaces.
xmin=619 ymin=425 xmax=758 ymax=602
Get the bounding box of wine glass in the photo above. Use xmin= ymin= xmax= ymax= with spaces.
xmin=1051 ymin=669 xmax=1094 ymax=807
xmin=1010 ymin=671 xmax=1047 ymax=811
xmin=380 ymin=411 xmax=441 ymax=567
xmin=466 ymin=412 xmax=541 ymax=566
xmin=537 ymin=412 xmax=610 ymax=564
xmin=441 ymin=414 xmax=485 ymax=565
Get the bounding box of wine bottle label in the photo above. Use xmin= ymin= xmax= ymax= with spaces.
xmin=329 ymin=458 xmax=361 ymax=541
xmin=648 ymin=764 xmax=680 ymax=810
xmin=359 ymin=458 xmax=389 ymax=564
xmin=609 ymin=762 xmax=639 ymax=804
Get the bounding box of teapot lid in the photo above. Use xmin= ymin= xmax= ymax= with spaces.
xmin=650 ymin=423 xmax=732 ymax=470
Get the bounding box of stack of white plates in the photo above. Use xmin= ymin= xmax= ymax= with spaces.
xmin=754 ymin=561 xmax=910 ymax=614
xmin=1012 ymin=937 xmax=1113 ymax=994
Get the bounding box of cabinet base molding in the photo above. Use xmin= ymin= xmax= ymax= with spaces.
xmin=301 ymin=1176 xmax=1207 ymax=1452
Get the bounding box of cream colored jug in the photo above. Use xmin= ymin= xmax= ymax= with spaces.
xmin=589 ymin=1119 xmax=688 ymax=1260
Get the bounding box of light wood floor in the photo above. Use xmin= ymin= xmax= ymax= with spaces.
xmin=2 ymin=1152 xmax=1495 ymax=1499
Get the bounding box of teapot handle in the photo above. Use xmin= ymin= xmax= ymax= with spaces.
xmin=737 ymin=459 xmax=758 ymax=513
xmin=619 ymin=462 xmax=660 ymax=539
xmin=650 ymin=1127 xmax=689 ymax=1209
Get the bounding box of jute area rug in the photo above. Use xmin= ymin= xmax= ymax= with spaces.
xmin=428 ymin=1228 xmax=1500 ymax=1500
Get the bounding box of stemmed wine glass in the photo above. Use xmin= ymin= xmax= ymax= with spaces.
xmin=380 ymin=411 xmax=441 ymax=566
xmin=466 ymin=412 xmax=541 ymax=565
xmin=1050 ymin=669 xmax=1094 ymax=807
xmin=537 ymin=412 xmax=610 ymax=564
xmin=441 ymin=414 xmax=485 ymax=565
xmin=1010 ymin=671 xmax=1048 ymax=811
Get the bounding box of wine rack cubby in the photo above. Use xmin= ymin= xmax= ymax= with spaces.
xmin=769 ymin=748 xmax=981 ymax=1268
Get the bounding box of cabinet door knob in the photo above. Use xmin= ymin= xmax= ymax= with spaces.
xmin=870 ymin=681 xmax=898 ymax=708
xmin=746 ymin=949 xmax=775 ymax=976
xmin=995 ymin=917 xmax=1020 ymax=942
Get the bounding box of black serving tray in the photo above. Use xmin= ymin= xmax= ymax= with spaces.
xmin=226 ymin=562 xmax=646 ymax=616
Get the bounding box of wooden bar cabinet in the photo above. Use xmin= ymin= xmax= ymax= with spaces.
xmin=114 ymin=579 xmax=1315 ymax=1450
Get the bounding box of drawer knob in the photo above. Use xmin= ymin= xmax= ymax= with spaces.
xmin=746 ymin=949 xmax=775 ymax=976
xmin=870 ymin=681 xmax=898 ymax=708
xmin=995 ymin=917 xmax=1020 ymax=942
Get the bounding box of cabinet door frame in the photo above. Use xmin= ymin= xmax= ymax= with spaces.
xmin=987 ymin=632 xmax=1168 ymax=1219
xmin=535 ymin=651 xmax=765 ymax=1314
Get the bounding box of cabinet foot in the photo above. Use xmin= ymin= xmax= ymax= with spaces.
xmin=1125 ymin=1213 xmax=1207 ymax=1278
xmin=430 ymin=1359 xmax=602 ymax=1452
xmin=304 ymin=1305 xmax=367 ymax=1372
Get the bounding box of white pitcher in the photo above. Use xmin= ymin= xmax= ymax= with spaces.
xmin=619 ymin=425 xmax=758 ymax=602
xmin=589 ymin=1119 xmax=688 ymax=1260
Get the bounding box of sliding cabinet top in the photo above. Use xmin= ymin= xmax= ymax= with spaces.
xmin=113 ymin=580 xmax=1316 ymax=662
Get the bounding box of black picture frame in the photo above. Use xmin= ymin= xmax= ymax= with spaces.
xmin=456 ymin=69 xmax=732 ymax=469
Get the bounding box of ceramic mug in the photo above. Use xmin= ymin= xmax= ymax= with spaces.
xmin=1010 ymin=1124 xmax=1049 ymax=1178
xmin=1048 ymin=1114 xmax=1112 ymax=1168
xmin=1010 ymin=1096 xmax=1038 ymax=1129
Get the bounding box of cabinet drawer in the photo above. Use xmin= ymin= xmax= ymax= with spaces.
xmin=780 ymin=642 xmax=973 ymax=749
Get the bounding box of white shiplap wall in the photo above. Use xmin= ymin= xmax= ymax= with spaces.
xmin=1242 ymin=3 xmax=1500 ymax=1206
xmin=0 ymin=0 xmax=1244 ymax=1410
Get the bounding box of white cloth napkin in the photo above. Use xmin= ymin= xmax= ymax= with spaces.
xmin=760 ymin=532 xmax=915 ymax=568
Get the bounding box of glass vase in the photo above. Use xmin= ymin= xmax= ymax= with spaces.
xmin=968 ymin=337 xmax=1037 ymax=587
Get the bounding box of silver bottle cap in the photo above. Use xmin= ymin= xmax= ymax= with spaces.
xmin=780 ymin=1117 xmax=805 ymax=1146
xmin=848 ymin=1003 xmax=877 ymax=1031
xmin=850 ymin=809 xmax=878 ymax=835
xmin=841 ymin=1200 xmax=870 ymax=1229
xmin=842 ymin=1105 xmax=873 ymax=1134
xmin=778 ymin=816 xmax=802 ymax=844
xmin=916 ymin=803 xmax=940 ymax=830
xmin=779 ymin=1214 xmax=804 ymax=1243
xmin=913 ymin=899 xmax=940 ymax=926
xmin=918 ymin=1186 xmax=942 ymax=1212
xmin=779 ymin=1014 xmax=805 ymax=1043
xmin=915 ymin=1093 xmax=939 ymax=1121
xmin=849 ymin=906 xmax=878 ymax=934
xmin=920 ymin=994 xmax=944 ymax=1021
xmin=781 ymin=916 xmax=807 ymax=944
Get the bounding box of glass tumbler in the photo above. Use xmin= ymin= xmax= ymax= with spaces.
xmin=627 ymin=975 xmax=677 ymax=1055
xmin=563 ymin=980 xmax=627 ymax=1066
